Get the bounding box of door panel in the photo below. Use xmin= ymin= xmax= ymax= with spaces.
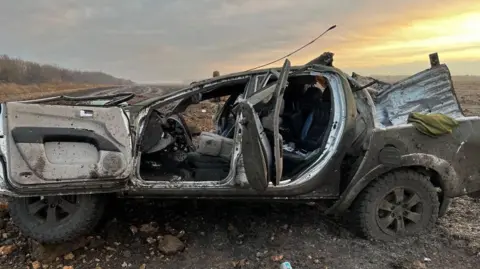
xmin=240 ymin=102 xmax=272 ymax=191
xmin=240 ymin=59 xmax=290 ymax=190
xmin=5 ymin=102 xmax=132 ymax=186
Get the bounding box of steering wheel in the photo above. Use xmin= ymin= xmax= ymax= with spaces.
xmin=169 ymin=114 xmax=196 ymax=151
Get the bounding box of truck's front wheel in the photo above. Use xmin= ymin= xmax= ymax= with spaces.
xmin=9 ymin=194 xmax=105 ymax=244
xmin=352 ymin=170 xmax=439 ymax=241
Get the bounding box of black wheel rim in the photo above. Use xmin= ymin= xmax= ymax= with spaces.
xmin=26 ymin=195 xmax=80 ymax=226
xmin=375 ymin=187 xmax=424 ymax=236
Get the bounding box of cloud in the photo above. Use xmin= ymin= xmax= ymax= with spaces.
xmin=0 ymin=0 xmax=479 ymax=82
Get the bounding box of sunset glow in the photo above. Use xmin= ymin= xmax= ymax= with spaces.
xmin=330 ymin=10 xmax=480 ymax=72
xmin=367 ymin=13 xmax=480 ymax=50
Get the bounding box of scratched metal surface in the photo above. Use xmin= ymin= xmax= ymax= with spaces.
xmin=372 ymin=65 xmax=464 ymax=127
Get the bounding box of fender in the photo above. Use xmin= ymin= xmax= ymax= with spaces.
xmin=326 ymin=153 xmax=457 ymax=215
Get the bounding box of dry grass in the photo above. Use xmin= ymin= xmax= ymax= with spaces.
xmin=0 ymin=83 xmax=116 ymax=102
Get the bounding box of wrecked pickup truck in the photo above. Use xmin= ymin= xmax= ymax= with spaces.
xmin=0 ymin=53 xmax=479 ymax=243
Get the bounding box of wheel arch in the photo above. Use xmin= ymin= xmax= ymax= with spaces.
xmin=327 ymin=153 xmax=456 ymax=216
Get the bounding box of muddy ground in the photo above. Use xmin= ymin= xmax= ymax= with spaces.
xmin=1 ymin=78 xmax=480 ymax=269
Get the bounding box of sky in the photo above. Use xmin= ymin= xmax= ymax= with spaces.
xmin=1 ymin=0 xmax=479 ymax=83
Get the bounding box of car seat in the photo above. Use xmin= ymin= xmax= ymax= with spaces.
xmin=186 ymin=132 xmax=233 ymax=181
xmin=297 ymin=86 xmax=331 ymax=151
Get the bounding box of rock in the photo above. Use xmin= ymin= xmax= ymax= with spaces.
xmin=123 ymin=250 xmax=132 ymax=258
xmin=139 ymin=264 xmax=146 ymax=269
xmin=0 ymin=244 xmax=16 ymax=255
xmin=42 ymin=265 xmax=50 ymax=269
xmin=105 ymin=246 xmax=116 ymax=252
xmin=140 ymin=222 xmax=159 ymax=234
xmin=146 ymin=237 xmax=156 ymax=244
xmin=64 ymin=253 xmax=75 ymax=260
xmin=130 ymin=225 xmax=138 ymax=235
xmin=256 ymin=250 xmax=268 ymax=259
xmin=158 ymin=235 xmax=185 ymax=255
xmin=30 ymin=238 xmax=88 ymax=262
xmin=0 ymin=219 xmax=5 ymax=230
xmin=232 ymin=259 xmax=247 ymax=268
xmin=63 ymin=266 xmax=73 ymax=269
xmin=32 ymin=261 xmax=42 ymax=269
xmin=271 ymin=255 xmax=284 ymax=262
xmin=122 ymin=262 xmax=128 ymax=268
xmin=412 ymin=261 xmax=427 ymax=269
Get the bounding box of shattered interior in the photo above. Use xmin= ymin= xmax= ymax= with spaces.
xmin=128 ymin=62 xmax=351 ymax=198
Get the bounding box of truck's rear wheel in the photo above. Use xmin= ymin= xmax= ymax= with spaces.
xmin=9 ymin=194 xmax=105 ymax=244
xmin=353 ymin=170 xmax=439 ymax=241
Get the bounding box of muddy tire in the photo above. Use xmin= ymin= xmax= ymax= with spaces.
xmin=352 ymin=170 xmax=439 ymax=241
xmin=9 ymin=194 xmax=105 ymax=244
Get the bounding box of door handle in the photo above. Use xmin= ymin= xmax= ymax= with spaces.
xmin=79 ymin=109 xmax=94 ymax=117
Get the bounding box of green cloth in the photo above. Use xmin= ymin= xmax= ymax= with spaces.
xmin=407 ymin=112 xmax=459 ymax=137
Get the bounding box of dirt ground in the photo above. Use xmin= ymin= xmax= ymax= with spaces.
xmin=1 ymin=77 xmax=480 ymax=269
xmin=0 ymin=83 xmax=116 ymax=102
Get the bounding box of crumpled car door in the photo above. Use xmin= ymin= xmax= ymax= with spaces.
xmin=239 ymin=59 xmax=290 ymax=190
xmin=4 ymin=102 xmax=133 ymax=189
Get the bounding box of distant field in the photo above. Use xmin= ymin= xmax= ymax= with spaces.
xmin=451 ymin=76 xmax=480 ymax=116
xmin=373 ymin=75 xmax=480 ymax=83
xmin=2 ymin=75 xmax=479 ymax=117
xmin=0 ymin=83 xmax=116 ymax=102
